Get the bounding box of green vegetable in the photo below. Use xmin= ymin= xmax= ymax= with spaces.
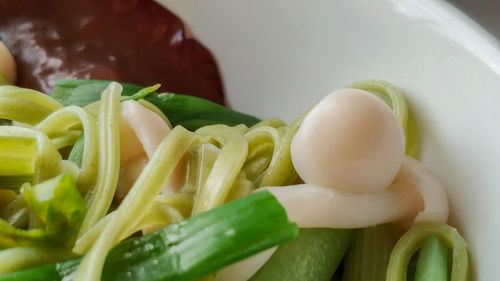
xmin=0 ymin=126 xmax=62 ymax=189
xmin=386 ymin=223 xmax=468 ymax=281
xmin=249 ymin=228 xmax=353 ymax=281
xmin=51 ymin=79 xmax=260 ymax=131
xmin=415 ymin=236 xmax=448 ymax=281
xmin=125 ymin=84 xmax=160 ymax=101
xmin=0 ymin=174 xmax=85 ymax=249
xmin=342 ymin=224 xmax=397 ymax=281
xmin=0 ymin=191 xmax=298 ymax=281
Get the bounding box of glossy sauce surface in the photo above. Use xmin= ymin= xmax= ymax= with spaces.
xmin=0 ymin=0 xmax=225 ymax=104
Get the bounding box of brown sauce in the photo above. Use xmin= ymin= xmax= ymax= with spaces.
xmin=0 ymin=0 xmax=225 ymax=104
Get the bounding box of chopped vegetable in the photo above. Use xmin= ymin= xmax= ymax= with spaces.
xmin=0 ymin=174 xmax=85 ymax=249
xmin=342 ymin=224 xmax=397 ymax=281
xmin=386 ymin=223 xmax=468 ymax=281
xmin=249 ymin=228 xmax=353 ymax=281
xmin=0 ymin=126 xmax=62 ymax=189
xmin=0 ymin=191 xmax=298 ymax=281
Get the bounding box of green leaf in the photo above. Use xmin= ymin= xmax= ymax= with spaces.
xmin=51 ymin=79 xmax=261 ymax=131
xmin=51 ymin=80 xmax=141 ymax=107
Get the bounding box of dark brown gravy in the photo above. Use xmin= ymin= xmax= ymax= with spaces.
xmin=0 ymin=0 xmax=225 ymax=104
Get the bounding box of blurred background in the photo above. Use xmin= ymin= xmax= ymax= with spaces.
xmin=449 ymin=0 xmax=500 ymax=40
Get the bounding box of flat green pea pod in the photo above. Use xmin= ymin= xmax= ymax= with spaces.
xmin=386 ymin=223 xmax=468 ymax=281
xmin=348 ymin=80 xmax=418 ymax=156
xmin=0 ymin=126 xmax=62 ymax=189
xmin=250 ymin=228 xmax=353 ymax=281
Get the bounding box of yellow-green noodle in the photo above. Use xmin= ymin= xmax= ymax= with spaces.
xmin=0 ymin=86 xmax=62 ymax=125
xmin=74 ymin=125 xmax=196 ymax=281
xmin=35 ymin=106 xmax=98 ymax=191
xmin=259 ymin=113 xmax=305 ymax=187
xmin=78 ymin=83 xmax=121 ymax=236
xmin=192 ymin=125 xmax=248 ymax=214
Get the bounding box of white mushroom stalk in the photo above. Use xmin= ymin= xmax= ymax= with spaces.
xmin=260 ymin=156 xmax=448 ymax=228
xmin=219 ymin=247 xmax=277 ymax=281
xmin=402 ymin=156 xmax=449 ymax=224
xmin=117 ymin=100 xmax=173 ymax=198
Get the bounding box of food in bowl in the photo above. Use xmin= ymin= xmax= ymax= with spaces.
xmin=0 ymin=1 xmax=470 ymax=281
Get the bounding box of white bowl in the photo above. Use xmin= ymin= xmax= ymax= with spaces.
xmin=159 ymin=0 xmax=500 ymax=279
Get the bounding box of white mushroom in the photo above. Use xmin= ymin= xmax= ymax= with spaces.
xmin=220 ymin=88 xmax=449 ymax=280
xmin=291 ymin=88 xmax=405 ymax=192
xmin=0 ymin=41 xmax=16 ymax=85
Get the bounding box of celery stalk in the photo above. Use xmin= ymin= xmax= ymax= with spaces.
xmin=0 ymin=126 xmax=62 ymax=189
xmin=342 ymin=224 xmax=397 ymax=281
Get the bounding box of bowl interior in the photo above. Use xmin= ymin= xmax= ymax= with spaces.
xmin=159 ymin=0 xmax=500 ymax=279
